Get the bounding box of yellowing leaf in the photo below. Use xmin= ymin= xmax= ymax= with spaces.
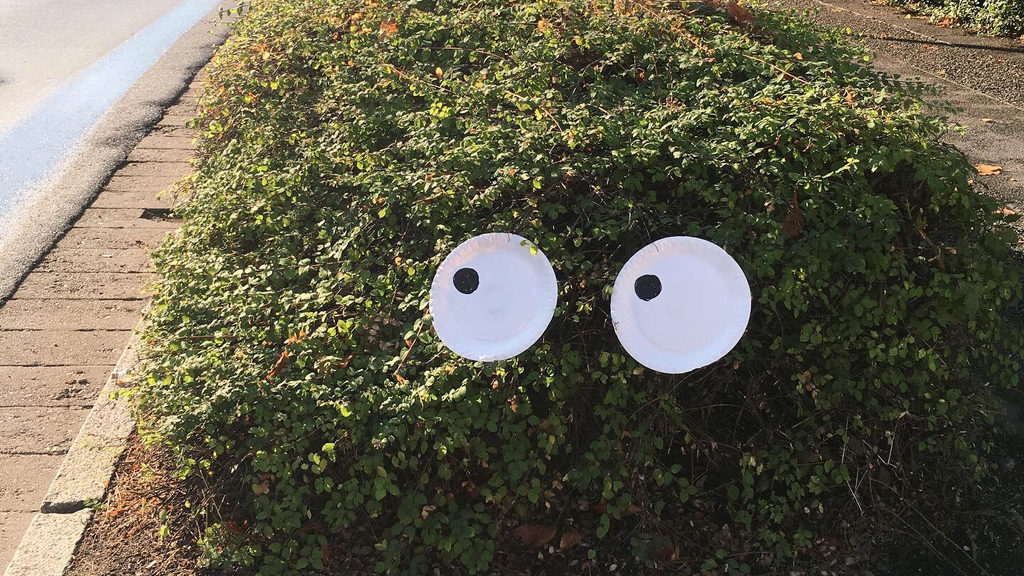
xmin=793 ymin=52 xmax=803 ymax=60
xmin=435 ymin=66 xmax=444 ymax=78
xmin=537 ymin=19 xmax=549 ymax=31
xmin=976 ymin=163 xmax=1003 ymax=175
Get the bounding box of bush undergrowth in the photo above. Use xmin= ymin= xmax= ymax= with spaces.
xmin=888 ymin=0 xmax=1024 ymax=36
xmin=138 ymin=0 xmax=1023 ymax=573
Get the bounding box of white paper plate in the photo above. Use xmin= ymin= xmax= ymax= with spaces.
xmin=430 ymin=233 xmax=557 ymax=362
xmin=610 ymin=236 xmax=751 ymax=374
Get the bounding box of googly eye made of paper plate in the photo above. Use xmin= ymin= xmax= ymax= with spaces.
xmin=610 ymin=236 xmax=751 ymax=374
xmin=430 ymin=233 xmax=558 ymax=362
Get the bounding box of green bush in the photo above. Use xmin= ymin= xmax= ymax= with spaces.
xmin=138 ymin=0 xmax=1023 ymax=573
xmin=889 ymin=0 xmax=1024 ymax=36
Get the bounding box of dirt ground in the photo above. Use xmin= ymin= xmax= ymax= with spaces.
xmin=67 ymin=434 xmax=210 ymax=576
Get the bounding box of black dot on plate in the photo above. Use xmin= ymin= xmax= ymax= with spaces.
xmin=634 ymin=274 xmax=662 ymax=301
xmin=453 ymin=267 xmax=480 ymax=295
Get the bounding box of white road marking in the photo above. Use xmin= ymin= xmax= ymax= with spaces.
xmin=0 ymin=0 xmax=220 ymax=226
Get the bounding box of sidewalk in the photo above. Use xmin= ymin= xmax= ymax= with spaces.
xmin=0 ymin=77 xmax=200 ymax=573
xmin=766 ymin=0 xmax=1024 ymax=209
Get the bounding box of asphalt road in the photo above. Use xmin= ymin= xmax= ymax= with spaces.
xmin=0 ymin=0 xmax=183 ymax=133
xmin=0 ymin=0 xmax=231 ymax=300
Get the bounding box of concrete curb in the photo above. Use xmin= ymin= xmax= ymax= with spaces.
xmin=2 ymin=323 xmax=143 ymax=576
xmin=0 ymin=511 xmax=92 ymax=576
xmin=40 ymin=325 xmax=142 ymax=515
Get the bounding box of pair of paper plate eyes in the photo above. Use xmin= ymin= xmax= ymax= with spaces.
xmin=429 ymin=233 xmax=752 ymax=375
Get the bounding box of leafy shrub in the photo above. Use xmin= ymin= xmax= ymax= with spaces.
xmin=888 ymin=0 xmax=1024 ymax=36
xmin=138 ymin=0 xmax=1023 ymax=573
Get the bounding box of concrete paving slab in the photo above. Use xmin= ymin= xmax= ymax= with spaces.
xmin=0 ymin=300 xmax=144 ymax=331
xmin=0 ymin=455 xmax=63 ymax=512
xmin=12 ymin=272 xmax=154 ymax=300
xmin=156 ymin=114 xmax=194 ymax=127
xmin=0 ymin=330 xmax=129 ymax=366
xmin=149 ymin=124 xmax=196 ymax=138
xmin=133 ymin=134 xmax=195 ymax=150
xmin=114 ymin=161 xmax=191 ymax=178
xmin=0 ymin=407 xmax=90 ymax=454
xmin=105 ymin=175 xmax=182 ymax=194
xmin=36 ymin=248 xmax=152 ymax=274
xmin=90 ymin=191 xmax=177 ymax=209
xmin=2 ymin=510 xmax=90 ymax=576
xmin=0 ymin=513 xmax=33 ymax=575
xmin=125 ymin=147 xmax=193 ymax=163
xmin=0 ymin=367 xmax=109 ymax=408
xmin=59 ymin=227 xmax=171 ymax=250
xmin=164 ymin=102 xmax=201 ymax=116
xmin=73 ymin=208 xmax=180 ymax=229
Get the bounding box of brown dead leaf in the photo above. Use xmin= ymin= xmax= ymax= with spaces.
xmin=253 ymin=473 xmax=274 ymax=495
xmin=514 ymin=524 xmax=557 ymax=548
xmin=997 ymin=206 xmax=1018 ymax=216
xmin=981 ymin=118 xmax=996 ymax=123
xmin=783 ymin=190 xmax=805 ymax=238
xmin=793 ymin=52 xmax=803 ymax=60
xmin=976 ymin=163 xmax=1003 ymax=175
xmin=938 ymin=14 xmax=953 ymax=27
xmin=379 ymin=20 xmax=397 ymax=36
xmin=648 ymin=541 xmax=679 ymax=562
xmin=559 ymin=531 xmax=583 ymax=550
xmin=266 ymin=349 xmax=289 ymax=382
xmin=726 ymin=0 xmax=755 ymax=25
